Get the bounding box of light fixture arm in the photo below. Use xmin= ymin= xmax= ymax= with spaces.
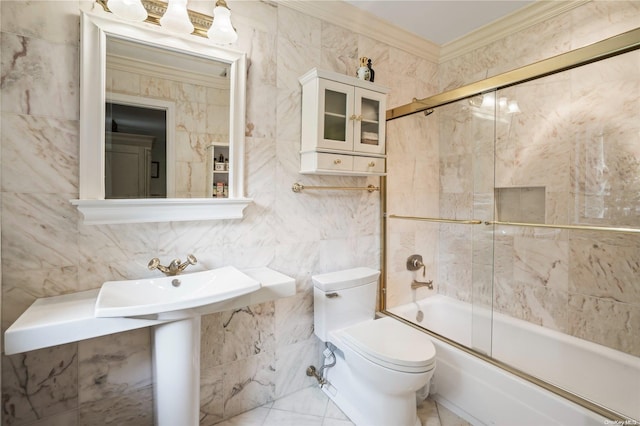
xmin=96 ymin=0 xmax=213 ymax=38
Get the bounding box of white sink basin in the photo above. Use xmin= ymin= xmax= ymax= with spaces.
xmin=95 ymin=266 xmax=261 ymax=319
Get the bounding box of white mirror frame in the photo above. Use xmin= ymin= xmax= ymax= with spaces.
xmin=72 ymin=10 xmax=251 ymax=224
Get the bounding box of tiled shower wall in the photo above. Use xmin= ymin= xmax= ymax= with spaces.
xmin=0 ymin=1 xmax=433 ymax=425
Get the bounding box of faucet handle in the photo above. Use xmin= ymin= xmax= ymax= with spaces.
xmin=148 ymin=258 xmax=161 ymax=270
xmin=406 ymin=254 xmax=426 ymax=277
xmin=178 ymin=254 xmax=197 ymax=272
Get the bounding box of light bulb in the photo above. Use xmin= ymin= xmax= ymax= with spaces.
xmin=160 ymin=0 xmax=194 ymax=35
xmin=481 ymin=93 xmax=495 ymax=108
xmin=507 ymin=100 xmax=521 ymax=114
xmin=207 ymin=1 xmax=238 ymax=44
xmin=107 ymin=0 xmax=147 ymax=22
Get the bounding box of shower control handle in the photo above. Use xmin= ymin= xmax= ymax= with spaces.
xmin=406 ymin=254 xmax=426 ymax=277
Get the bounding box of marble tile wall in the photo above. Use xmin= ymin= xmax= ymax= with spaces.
xmin=0 ymin=1 xmax=425 ymax=424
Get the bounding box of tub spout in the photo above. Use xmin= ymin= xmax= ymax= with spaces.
xmin=411 ymin=279 xmax=433 ymax=290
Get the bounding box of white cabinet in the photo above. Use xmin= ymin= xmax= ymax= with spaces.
xmin=299 ymin=68 xmax=389 ymax=176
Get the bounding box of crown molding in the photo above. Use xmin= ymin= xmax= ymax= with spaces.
xmin=277 ymin=0 xmax=441 ymax=63
xmin=439 ymin=0 xmax=590 ymax=63
xmin=278 ymin=1 xmax=590 ymax=65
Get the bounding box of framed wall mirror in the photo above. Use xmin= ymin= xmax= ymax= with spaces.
xmin=73 ymin=9 xmax=251 ymax=224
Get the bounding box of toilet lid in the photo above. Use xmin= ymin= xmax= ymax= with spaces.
xmin=339 ymin=317 xmax=436 ymax=372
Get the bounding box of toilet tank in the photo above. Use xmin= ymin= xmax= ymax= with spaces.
xmin=312 ymin=267 xmax=380 ymax=342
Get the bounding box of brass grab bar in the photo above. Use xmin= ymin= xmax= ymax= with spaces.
xmin=485 ymin=220 xmax=640 ymax=234
xmin=387 ymin=214 xmax=482 ymax=225
xmin=292 ymin=183 xmax=379 ymax=193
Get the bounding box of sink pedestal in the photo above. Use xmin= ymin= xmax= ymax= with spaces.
xmin=153 ymin=317 xmax=201 ymax=426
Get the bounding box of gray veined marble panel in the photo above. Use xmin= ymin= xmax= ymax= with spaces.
xmin=319 ymin=22 xmax=358 ymax=76
xmin=2 ymin=192 xmax=79 ymax=272
xmin=0 ymin=33 xmax=79 ymax=120
xmin=0 ymin=1 xmax=81 ymax=45
xmin=222 ymin=302 xmax=275 ymax=363
xmin=77 ymin=328 xmax=152 ymax=404
xmin=568 ymin=293 xmax=640 ymax=357
xmin=78 ymin=385 xmax=153 ymax=426
xmin=201 ymin=312 xmax=225 ymax=370
xmin=274 ymin=338 xmax=322 ymax=400
xmin=275 ymin=289 xmax=314 ymax=347
xmin=200 ymin=365 xmax=225 ymax=426
xmin=2 ymin=343 xmax=78 ymax=425
xmin=223 ymin=352 xmax=276 ymax=418
xmin=1 ymin=113 xmax=78 ymax=194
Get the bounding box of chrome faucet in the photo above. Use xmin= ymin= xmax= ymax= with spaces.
xmin=148 ymin=254 xmax=197 ymax=276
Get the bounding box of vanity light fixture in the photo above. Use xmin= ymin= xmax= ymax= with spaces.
xmin=159 ymin=0 xmax=194 ymax=35
xmin=207 ymin=0 xmax=238 ymax=45
xmin=97 ymin=0 xmax=238 ymax=44
xmin=106 ymin=0 xmax=147 ymax=21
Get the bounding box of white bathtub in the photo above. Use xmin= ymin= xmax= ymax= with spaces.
xmin=389 ymin=295 xmax=640 ymax=424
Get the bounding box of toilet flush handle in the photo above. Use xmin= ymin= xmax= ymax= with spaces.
xmin=326 ymin=292 xmax=339 ymax=298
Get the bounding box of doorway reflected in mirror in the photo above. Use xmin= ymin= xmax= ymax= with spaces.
xmin=106 ymin=102 xmax=167 ymax=198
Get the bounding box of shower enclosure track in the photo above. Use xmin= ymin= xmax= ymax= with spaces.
xmin=387 ymin=215 xmax=640 ymax=234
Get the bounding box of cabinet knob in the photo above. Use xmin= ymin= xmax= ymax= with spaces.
xmin=356 ymin=115 xmax=363 ymax=121
xmin=334 ymin=159 xmax=342 ymax=165
xmin=349 ymin=114 xmax=357 ymax=121
xmin=368 ymin=161 xmax=375 ymax=167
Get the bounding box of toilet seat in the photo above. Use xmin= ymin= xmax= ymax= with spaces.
xmin=336 ymin=317 xmax=436 ymax=374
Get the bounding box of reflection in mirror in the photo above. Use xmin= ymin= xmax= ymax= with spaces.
xmin=105 ymin=37 xmax=230 ymax=199
xmin=106 ymin=101 xmax=167 ymax=198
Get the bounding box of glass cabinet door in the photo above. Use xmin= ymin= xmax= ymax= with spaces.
xmin=353 ymin=88 xmax=386 ymax=154
xmin=318 ymin=79 xmax=354 ymax=151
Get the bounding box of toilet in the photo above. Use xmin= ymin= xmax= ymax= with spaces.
xmin=312 ymin=267 xmax=436 ymax=426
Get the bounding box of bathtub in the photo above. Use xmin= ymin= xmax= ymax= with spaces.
xmin=389 ymin=295 xmax=640 ymax=424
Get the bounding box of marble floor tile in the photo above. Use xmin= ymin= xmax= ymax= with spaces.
xmin=221 ymin=385 xmax=471 ymax=426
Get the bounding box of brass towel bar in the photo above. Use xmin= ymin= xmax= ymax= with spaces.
xmin=387 ymin=214 xmax=482 ymax=225
xmin=292 ymin=183 xmax=380 ymax=193
xmin=387 ymin=214 xmax=640 ymax=234
xmin=486 ymin=220 xmax=640 ymax=234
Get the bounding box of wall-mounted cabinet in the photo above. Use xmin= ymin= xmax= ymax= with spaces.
xmin=299 ymin=68 xmax=389 ymax=176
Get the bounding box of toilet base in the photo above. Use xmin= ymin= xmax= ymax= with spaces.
xmin=321 ymin=347 xmax=427 ymax=426
xmin=321 ymin=383 xmax=421 ymax=426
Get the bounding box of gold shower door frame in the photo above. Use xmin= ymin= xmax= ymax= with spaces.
xmin=380 ymin=27 xmax=640 ymax=422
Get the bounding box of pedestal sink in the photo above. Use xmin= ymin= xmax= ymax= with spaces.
xmin=95 ymin=266 xmax=261 ymax=426
xmin=5 ymin=266 xmax=295 ymax=426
